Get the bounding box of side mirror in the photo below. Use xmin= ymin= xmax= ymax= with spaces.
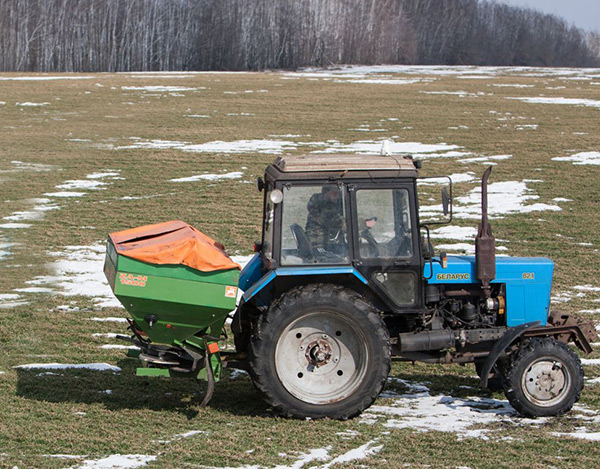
xmin=257 ymin=177 xmax=265 ymax=192
xmin=442 ymin=187 xmax=449 ymax=216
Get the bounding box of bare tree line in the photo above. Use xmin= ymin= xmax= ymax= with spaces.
xmin=0 ymin=0 xmax=597 ymax=72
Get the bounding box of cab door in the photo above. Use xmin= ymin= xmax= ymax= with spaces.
xmin=350 ymin=183 xmax=423 ymax=313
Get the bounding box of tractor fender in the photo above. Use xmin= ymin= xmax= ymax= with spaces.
xmin=479 ymin=321 xmax=541 ymax=388
xmin=242 ymin=266 xmax=368 ymax=302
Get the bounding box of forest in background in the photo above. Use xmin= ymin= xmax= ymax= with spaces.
xmin=1 ymin=0 xmax=599 ymax=72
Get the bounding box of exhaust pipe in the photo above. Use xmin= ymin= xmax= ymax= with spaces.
xmin=475 ymin=167 xmax=496 ymax=298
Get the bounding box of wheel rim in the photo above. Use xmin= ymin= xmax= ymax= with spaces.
xmin=275 ymin=310 xmax=369 ymax=405
xmin=521 ymin=356 xmax=571 ymax=408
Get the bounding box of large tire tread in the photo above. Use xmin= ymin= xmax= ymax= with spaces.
xmin=248 ymin=284 xmax=390 ymax=420
xmin=502 ymin=337 xmax=583 ymax=417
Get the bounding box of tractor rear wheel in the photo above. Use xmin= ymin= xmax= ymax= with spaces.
xmin=501 ymin=337 xmax=583 ymax=417
xmin=249 ymin=284 xmax=390 ymax=419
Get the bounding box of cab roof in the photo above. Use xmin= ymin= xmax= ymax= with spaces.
xmin=272 ymin=154 xmax=418 ymax=173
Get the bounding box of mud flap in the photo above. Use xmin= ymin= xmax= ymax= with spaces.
xmin=479 ymin=321 xmax=540 ymax=388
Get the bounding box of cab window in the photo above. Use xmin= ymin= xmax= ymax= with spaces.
xmin=355 ymin=188 xmax=413 ymax=259
xmin=280 ymin=185 xmax=349 ymax=265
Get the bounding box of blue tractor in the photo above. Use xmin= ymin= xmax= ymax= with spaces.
xmin=231 ymin=154 xmax=598 ymax=419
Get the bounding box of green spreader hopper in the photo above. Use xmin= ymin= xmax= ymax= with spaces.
xmin=104 ymin=241 xmax=239 ymax=344
xmin=103 ymin=221 xmax=241 ymax=400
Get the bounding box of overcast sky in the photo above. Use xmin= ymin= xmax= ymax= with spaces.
xmin=497 ymin=0 xmax=599 ymax=32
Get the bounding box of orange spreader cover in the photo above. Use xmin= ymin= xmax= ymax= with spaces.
xmin=109 ymin=220 xmax=241 ymax=272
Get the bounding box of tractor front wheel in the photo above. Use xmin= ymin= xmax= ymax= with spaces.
xmin=501 ymin=337 xmax=583 ymax=417
xmin=249 ymin=284 xmax=390 ymax=419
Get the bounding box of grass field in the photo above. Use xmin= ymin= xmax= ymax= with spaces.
xmin=0 ymin=65 xmax=600 ymax=468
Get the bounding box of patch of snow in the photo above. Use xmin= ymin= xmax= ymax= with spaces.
xmin=56 ymin=304 xmax=80 ymax=312
xmin=420 ymin=90 xmax=479 ymax=97
xmin=56 ymin=180 xmax=107 ymax=190
xmin=321 ymin=440 xmax=384 ymax=468
xmin=552 ymin=152 xmax=600 ymax=166
xmin=16 ymin=102 xmax=50 ymax=106
xmin=491 ymin=84 xmax=534 ymax=88
xmin=337 ymin=78 xmax=424 ymax=85
xmin=314 ymin=140 xmax=461 ymax=157
xmin=4 ymin=160 xmax=53 ymax=172
xmin=269 ymin=134 xmax=310 ymax=138
xmin=87 ymin=171 xmax=121 ymax=179
xmin=100 ymin=344 xmax=139 ymax=350
xmin=553 ymin=198 xmax=572 ymax=202
xmin=70 ymin=454 xmax=156 ymax=468
xmin=13 ymin=287 xmax=54 ymax=293
xmin=362 ymin=392 xmax=515 ymax=439
xmin=581 ymin=359 xmax=600 ymax=366
xmin=435 ymin=243 xmax=475 ymax=254
xmin=551 ymin=290 xmax=587 ymax=304
xmin=90 ymin=317 xmax=127 ymax=323
xmin=44 ymin=191 xmax=87 ymax=198
xmin=229 ymin=369 xmax=248 ymax=380
xmin=0 ymin=237 xmax=12 ymax=260
xmin=430 ymin=226 xmax=477 ymax=241
xmin=457 ymin=154 xmax=512 ymax=164
xmin=14 ymin=363 xmax=121 ymax=372
xmin=293 ymin=65 xmax=600 ymax=79
xmin=0 ymin=223 xmax=32 ymax=229
xmin=3 ymin=210 xmax=45 ymax=222
xmin=25 ymin=243 xmax=123 ymax=308
xmin=122 ymin=86 xmax=199 ymax=92
xmin=574 ymin=285 xmax=600 ymax=292
xmin=451 ymin=181 xmax=561 ymax=219
xmin=508 ymin=97 xmax=600 ymax=108
xmin=176 ymin=430 xmax=207 ymax=439
xmin=117 ymin=138 xmax=299 ymax=155
xmin=458 ymin=75 xmax=494 ymax=80
xmin=350 ymin=128 xmax=387 ymax=132
xmin=0 ymin=293 xmax=28 ymax=308
xmin=0 ymin=76 xmax=94 ymax=81
xmin=170 ymin=171 xmax=243 ymax=183
xmin=336 ymin=429 xmax=359 ymax=439
xmin=551 ymin=432 xmax=600 ymax=441
xmin=418 ymin=172 xmax=475 ymax=185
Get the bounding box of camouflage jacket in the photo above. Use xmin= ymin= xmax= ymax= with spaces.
xmin=305 ymin=193 xmax=345 ymax=250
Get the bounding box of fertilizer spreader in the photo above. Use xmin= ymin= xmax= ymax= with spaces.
xmin=104 ymin=220 xmax=241 ymax=404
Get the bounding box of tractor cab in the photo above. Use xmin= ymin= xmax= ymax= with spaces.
xmin=250 ymin=154 xmax=425 ymax=313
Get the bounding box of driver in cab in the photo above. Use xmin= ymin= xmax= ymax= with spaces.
xmin=305 ymin=185 xmax=347 ymax=257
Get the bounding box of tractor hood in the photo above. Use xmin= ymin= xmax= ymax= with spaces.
xmin=425 ymin=256 xmax=554 ymax=327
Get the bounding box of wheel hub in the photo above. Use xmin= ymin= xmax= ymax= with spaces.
xmin=306 ymin=339 xmax=332 ymax=367
xmin=523 ymin=360 xmax=568 ymax=405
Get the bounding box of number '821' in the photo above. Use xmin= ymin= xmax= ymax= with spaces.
xmin=522 ymin=272 xmax=535 ymax=280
